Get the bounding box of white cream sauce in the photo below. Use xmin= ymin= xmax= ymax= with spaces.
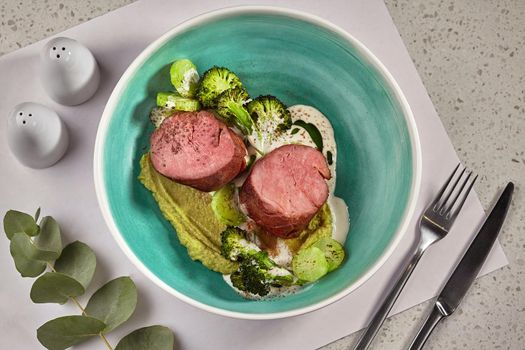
xmin=328 ymin=196 xmax=350 ymax=245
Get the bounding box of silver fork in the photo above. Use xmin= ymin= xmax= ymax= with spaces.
xmin=352 ymin=164 xmax=477 ymax=350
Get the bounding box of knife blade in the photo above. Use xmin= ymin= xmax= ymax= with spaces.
xmin=407 ymin=182 xmax=514 ymax=350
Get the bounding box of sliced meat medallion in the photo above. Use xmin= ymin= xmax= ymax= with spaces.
xmin=150 ymin=110 xmax=247 ymax=192
xmin=240 ymin=144 xmax=331 ymax=238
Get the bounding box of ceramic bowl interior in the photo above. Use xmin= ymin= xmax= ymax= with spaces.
xmin=95 ymin=7 xmax=420 ymax=319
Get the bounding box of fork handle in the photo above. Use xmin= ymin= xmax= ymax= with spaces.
xmin=407 ymin=304 xmax=445 ymax=350
xmin=352 ymin=247 xmax=425 ymax=350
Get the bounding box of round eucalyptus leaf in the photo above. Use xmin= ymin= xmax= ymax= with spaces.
xmin=9 ymin=233 xmax=46 ymax=277
xmin=37 ymin=315 xmax=106 ymax=350
xmin=31 ymin=272 xmax=85 ymax=304
xmin=34 ymin=216 xmax=62 ymax=259
xmin=85 ymin=276 xmax=137 ymax=333
xmin=115 ymin=325 xmax=174 ymax=350
xmin=3 ymin=210 xmax=39 ymax=239
xmin=54 ymin=241 xmax=96 ymax=289
xmin=9 ymin=231 xmax=58 ymax=262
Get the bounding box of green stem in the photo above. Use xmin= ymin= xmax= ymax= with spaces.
xmin=100 ymin=333 xmax=114 ymax=350
xmin=46 ymin=262 xmax=56 ymax=273
xmin=70 ymin=296 xmax=86 ymax=315
xmin=45 ymin=263 xmax=114 ymax=350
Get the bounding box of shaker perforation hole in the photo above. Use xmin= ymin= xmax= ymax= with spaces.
xmin=19 ymin=112 xmax=23 ymax=116
xmin=52 ymin=47 xmax=56 ymax=50
xmin=56 ymin=54 xmax=60 ymax=58
xmin=62 ymin=47 xmax=65 ymax=51
xmin=22 ymin=120 xmax=26 ymax=125
xmin=28 ymin=114 xmax=32 ymax=117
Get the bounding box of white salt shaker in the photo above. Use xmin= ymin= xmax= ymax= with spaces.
xmin=7 ymin=102 xmax=69 ymax=169
xmin=40 ymin=37 xmax=100 ymax=105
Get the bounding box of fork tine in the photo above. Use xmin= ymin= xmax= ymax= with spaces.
xmin=432 ymin=163 xmax=461 ymax=211
xmin=446 ymin=174 xmax=478 ymax=219
xmin=441 ymin=171 xmax=472 ymax=215
xmin=438 ymin=167 xmax=467 ymax=213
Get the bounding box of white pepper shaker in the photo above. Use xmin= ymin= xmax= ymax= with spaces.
xmin=7 ymin=102 xmax=69 ymax=169
xmin=40 ymin=37 xmax=100 ymax=106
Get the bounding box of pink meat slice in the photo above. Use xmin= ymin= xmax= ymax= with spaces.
xmin=240 ymin=144 xmax=331 ymax=238
xmin=149 ymin=110 xmax=247 ymax=192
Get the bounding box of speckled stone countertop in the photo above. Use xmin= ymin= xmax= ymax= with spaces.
xmin=1 ymin=1 xmax=523 ymax=349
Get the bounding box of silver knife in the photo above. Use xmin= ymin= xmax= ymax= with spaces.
xmin=407 ymin=182 xmax=514 ymax=350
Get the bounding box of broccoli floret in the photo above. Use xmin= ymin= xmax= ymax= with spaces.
xmin=220 ymin=226 xmax=260 ymax=261
xmin=221 ymin=227 xmax=295 ymax=296
xmin=247 ymin=95 xmax=292 ymax=131
xmin=221 ymin=227 xmax=276 ymax=267
xmin=230 ymin=270 xmax=246 ymax=291
xmin=197 ymin=67 xmax=243 ymax=108
xmin=230 ymin=261 xmax=295 ymax=296
xmin=246 ymin=96 xmax=292 ymax=153
xmin=231 ymin=263 xmax=270 ymax=296
xmin=265 ymin=265 xmax=295 ymax=286
xmin=216 ymin=87 xmax=254 ymax=135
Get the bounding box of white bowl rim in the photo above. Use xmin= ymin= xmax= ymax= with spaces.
xmin=93 ymin=5 xmax=422 ymax=320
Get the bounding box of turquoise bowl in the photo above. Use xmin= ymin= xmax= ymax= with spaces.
xmin=94 ymin=7 xmax=421 ymax=319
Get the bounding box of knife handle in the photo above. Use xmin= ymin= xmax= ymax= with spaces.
xmin=407 ymin=303 xmax=445 ymax=350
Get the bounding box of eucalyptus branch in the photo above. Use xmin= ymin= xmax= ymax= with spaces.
xmin=3 ymin=208 xmax=174 ymax=350
xmin=46 ymin=250 xmax=115 ymax=350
